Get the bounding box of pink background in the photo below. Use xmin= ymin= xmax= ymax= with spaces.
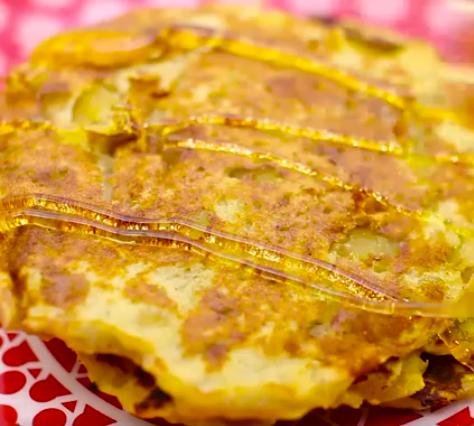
xmin=0 ymin=0 xmax=474 ymax=77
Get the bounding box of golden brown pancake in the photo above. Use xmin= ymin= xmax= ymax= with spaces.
xmin=0 ymin=6 xmax=473 ymax=425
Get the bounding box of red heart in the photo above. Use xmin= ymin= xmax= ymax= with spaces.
xmin=0 ymin=404 xmax=18 ymax=425
xmin=0 ymin=371 xmax=27 ymax=394
xmin=73 ymin=405 xmax=115 ymax=426
xmin=438 ymin=407 xmax=474 ymax=426
xmin=29 ymin=374 xmax=71 ymax=402
xmin=43 ymin=339 xmax=77 ymax=373
xmin=2 ymin=341 xmax=38 ymax=367
xmin=33 ymin=408 xmax=66 ymax=426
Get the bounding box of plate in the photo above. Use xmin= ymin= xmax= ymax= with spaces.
xmin=0 ymin=329 xmax=472 ymax=426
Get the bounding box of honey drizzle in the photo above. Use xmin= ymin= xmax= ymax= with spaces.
xmin=163 ymin=26 xmax=405 ymax=109
xmin=0 ymin=27 xmax=470 ymax=320
xmin=163 ymin=137 xmax=409 ymax=214
xmin=0 ymin=119 xmax=52 ymax=135
xmin=2 ymin=117 xmax=472 ymax=237
xmin=154 ymin=114 xmax=402 ymax=155
xmin=162 ymin=138 xmax=473 ymax=239
xmin=161 ymin=25 xmax=460 ymax=123
xmin=2 ymin=116 xmax=470 ymax=166
xmin=0 ymin=193 xmax=466 ymax=318
xmin=151 ymin=114 xmax=472 ymax=166
xmin=1 ymin=193 xmax=391 ymax=298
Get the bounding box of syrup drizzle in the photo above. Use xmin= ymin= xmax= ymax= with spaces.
xmin=2 ymin=116 xmax=471 ymax=166
xmin=0 ymin=194 xmax=469 ymax=318
xmin=0 ymin=24 xmax=471 ymax=320
xmin=0 ymin=119 xmax=52 ymax=135
xmin=150 ymin=115 xmax=472 ymax=166
xmin=161 ymin=137 xmax=473 ymax=239
xmin=161 ymin=25 xmax=461 ymax=123
xmin=3 ymin=116 xmax=473 ymax=231
xmin=0 ymin=193 xmax=391 ymax=300
xmin=162 ymin=137 xmax=409 ymax=214
xmin=153 ymin=114 xmax=402 ymax=155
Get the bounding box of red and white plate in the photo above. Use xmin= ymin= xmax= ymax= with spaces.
xmin=0 ymin=328 xmax=473 ymax=426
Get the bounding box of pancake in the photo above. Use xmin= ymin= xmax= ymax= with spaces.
xmin=0 ymin=5 xmax=473 ymax=425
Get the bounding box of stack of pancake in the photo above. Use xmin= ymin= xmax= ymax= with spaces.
xmin=0 ymin=6 xmax=473 ymax=425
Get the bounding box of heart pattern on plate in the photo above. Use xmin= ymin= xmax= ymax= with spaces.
xmin=0 ymin=328 xmax=473 ymax=425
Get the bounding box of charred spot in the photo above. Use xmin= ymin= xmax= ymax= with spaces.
xmin=135 ymin=367 xmax=156 ymax=388
xmin=7 ymin=267 xmax=24 ymax=303
xmin=161 ymin=148 xmax=184 ymax=168
xmin=352 ymin=373 xmax=369 ymax=385
xmin=310 ymin=15 xmax=340 ymax=27
xmin=421 ymin=354 xmax=457 ymax=384
xmin=461 ymin=266 xmax=474 ymax=284
xmin=413 ymin=354 xmax=469 ymax=409
xmin=344 ymin=27 xmax=403 ymax=53
xmin=283 ymin=339 xmax=301 ymax=355
xmin=227 ymin=166 xmax=252 ymax=179
xmin=88 ymin=130 xmax=138 ymax=156
xmin=226 ymin=165 xmax=282 ymax=182
xmin=301 ymin=187 xmax=319 ymax=197
xmin=352 ymin=356 xmax=398 ymax=384
xmin=135 ymin=387 xmax=172 ymax=412
xmin=413 ymin=386 xmax=451 ymax=410
xmin=96 ymin=353 xmax=136 ymax=372
xmin=374 ymin=357 xmax=398 ymax=374
xmin=393 ymin=117 xmax=408 ymax=139
xmin=150 ymin=90 xmax=171 ymax=99
xmin=96 ymin=354 xmax=155 ymax=388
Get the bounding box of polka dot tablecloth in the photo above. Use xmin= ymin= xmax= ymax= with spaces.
xmin=1 ymin=1 xmax=474 ymax=426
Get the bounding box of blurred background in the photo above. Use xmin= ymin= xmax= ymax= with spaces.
xmin=0 ymin=0 xmax=473 ymax=75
